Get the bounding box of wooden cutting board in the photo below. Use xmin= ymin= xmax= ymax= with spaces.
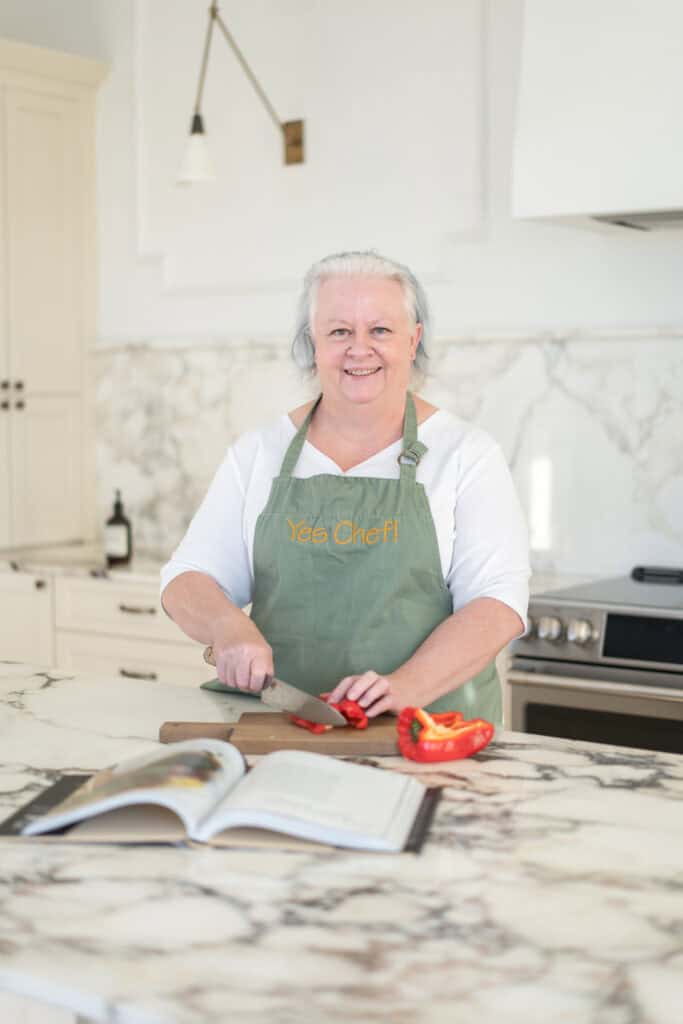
xmin=159 ymin=712 xmax=399 ymax=755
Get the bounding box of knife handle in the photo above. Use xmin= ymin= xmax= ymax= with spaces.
xmin=203 ymin=648 xmax=275 ymax=691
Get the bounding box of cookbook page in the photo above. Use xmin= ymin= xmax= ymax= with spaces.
xmin=22 ymin=740 xmax=245 ymax=838
xmin=199 ymin=750 xmax=425 ymax=850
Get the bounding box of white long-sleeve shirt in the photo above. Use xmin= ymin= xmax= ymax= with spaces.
xmin=160 ymin=409 xmax=530 ymax=628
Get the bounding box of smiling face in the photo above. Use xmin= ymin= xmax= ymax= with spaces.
xmin=311 ymin=275 xmax=422 ymax=408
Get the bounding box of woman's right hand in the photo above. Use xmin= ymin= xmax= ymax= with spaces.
xmin=204 ymin=634 xmax=274 ymax=692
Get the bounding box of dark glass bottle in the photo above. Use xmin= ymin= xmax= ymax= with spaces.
xmin=104 ymin=489 xmax=132 ymax=567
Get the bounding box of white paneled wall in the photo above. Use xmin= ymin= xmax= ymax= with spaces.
xmin=92 ymin=0 xmax=683 ymax=341
xmin=2 ymin=1 xmax=682 ymax=338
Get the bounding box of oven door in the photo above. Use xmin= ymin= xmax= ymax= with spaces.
xmin=507 ymin=669 xmax=683 ymax=755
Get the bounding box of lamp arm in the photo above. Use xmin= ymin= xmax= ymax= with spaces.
xmin=192 ymin=6 xmax=217 ymax=116
xmin=213 ymin=9 xmax=283 ymax=134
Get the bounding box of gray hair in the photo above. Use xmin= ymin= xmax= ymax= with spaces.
xmin=291 ymin=250 xmax=431 ymax=375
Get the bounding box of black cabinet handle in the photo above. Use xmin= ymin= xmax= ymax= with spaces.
xmin=0 ymin=401 xmax=8 ymax=411
xmin=15 ymin=400 xmax=25 ymax=410
xmin=0 ymin=380 xmax=8 ymax=389
xmin=118 ymin=603 xmax=157 ymax=615
xmin=119 ymin=668 xmax=158 ymax=680
xmin=14 ymin=380 xmax=24 ymax=390
xmin=34 ymin=579 xmax=47 ymax=590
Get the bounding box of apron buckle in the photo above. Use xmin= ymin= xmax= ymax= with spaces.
xmin=397 ymin=441 xmax=427 ymax=467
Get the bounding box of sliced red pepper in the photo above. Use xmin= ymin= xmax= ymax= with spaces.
xmin=397 ymin=706 xmax=494 ymax=762
xmin=290 ymin=695 xmax=368 ymax=733
xmin=289 ymin=715 xmax=333 ymax=734
xmin=331 ymin=698 xmax=369 ymax=730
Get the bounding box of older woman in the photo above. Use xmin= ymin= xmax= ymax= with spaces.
xmin=160 ymin=251 xmax=529 ymax=722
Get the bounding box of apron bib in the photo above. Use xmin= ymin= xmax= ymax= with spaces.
xmin=248 ymin=393 xmax=501 ymax=722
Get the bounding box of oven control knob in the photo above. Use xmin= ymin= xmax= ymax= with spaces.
xmin=567 ymin=618 xmax=595 ymax=646
xmin=537 ymin=615 xmax=564 ymax=642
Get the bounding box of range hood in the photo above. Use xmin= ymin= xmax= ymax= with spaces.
xmin=512 ymin=0 xmax=683 ymax=231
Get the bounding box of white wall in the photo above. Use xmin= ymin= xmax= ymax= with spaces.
xmin=2 ymin=1 xmax=683 ymax=343
xmin=98 ymin=0 xmax=683 ymax=342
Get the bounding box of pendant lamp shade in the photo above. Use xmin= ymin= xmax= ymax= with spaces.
xmin=177 ymin=114 xmax=215 ymax=184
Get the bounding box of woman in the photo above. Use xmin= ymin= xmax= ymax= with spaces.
xmin=160 ymin=251 xmax=529 ymax=722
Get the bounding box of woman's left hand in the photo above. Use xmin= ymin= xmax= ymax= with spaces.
xmin=326 ymin=670 xmax=406 ymax=718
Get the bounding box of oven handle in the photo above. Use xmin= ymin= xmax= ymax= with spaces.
xmin=507 ymin=670 xmax=683 ymax=704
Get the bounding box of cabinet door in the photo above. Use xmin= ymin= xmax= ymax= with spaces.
xmin=10 ymin=395 xmax=82 ymax=545
xmin=0 ymin=84 xmax=9 ymax=545
xmin=0 ymin=571 xmax=54 ymax=666
xmin=4 ymin=85 xmax=83 ymax=393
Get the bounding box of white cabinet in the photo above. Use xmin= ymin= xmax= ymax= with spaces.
xmin=0 ymin=568 xmax=213 ymax=687
xmin=0 ymin=569 xmax=54 ymax=665
xmin=55 ymin=576 xmax=213 ymax=687
xmin=56 ymin=631 xmax=212 ymax=688
xmin=0 ymin=39 xmax=106 ymax=548
xmin=512 ymin=0 xmax=683 ymax=225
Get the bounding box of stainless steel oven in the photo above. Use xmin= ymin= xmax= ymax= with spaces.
xmin=509 ymin=570 xmax=683 ymax=754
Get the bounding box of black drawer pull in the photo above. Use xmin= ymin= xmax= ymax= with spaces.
xmin=119 ymin=668 xmax=158 ymax=680
xmin=118 ymin=603 xmax=157 ymax=615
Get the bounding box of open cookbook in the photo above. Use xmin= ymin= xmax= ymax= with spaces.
xmin=0 ymin=739 xmax=439 ymax=853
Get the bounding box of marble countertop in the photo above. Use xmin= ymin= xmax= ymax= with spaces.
xmin=1 ymin=663 xmax=682 ymax=1024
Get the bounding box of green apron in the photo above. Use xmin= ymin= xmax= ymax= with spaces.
xmin=245 ymin=393 xmax=501 ymax=721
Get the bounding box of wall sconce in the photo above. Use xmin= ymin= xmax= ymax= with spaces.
xmin=178 ymin=2 xmax=304 ymax=183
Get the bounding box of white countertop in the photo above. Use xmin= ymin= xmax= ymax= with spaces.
xmin=1 ymin=662 xmax=682 ymax=1024
xmin=0 ymin=542 xmax=168 ymax=584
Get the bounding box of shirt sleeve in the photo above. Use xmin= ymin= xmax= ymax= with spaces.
xmin=159 ymin=445 xmax=253 ymax=609
xmin=446 ymin=436 xmax=530 ymax=631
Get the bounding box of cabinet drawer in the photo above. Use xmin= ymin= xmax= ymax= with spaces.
xmin=55 ymin=576 xmax=191 ymax=644
xmin=55 ymin=630 xmax=214 ymax=687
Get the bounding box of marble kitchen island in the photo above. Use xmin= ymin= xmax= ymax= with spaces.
xmin=1 ymin=663 xmax=682 ymax=1024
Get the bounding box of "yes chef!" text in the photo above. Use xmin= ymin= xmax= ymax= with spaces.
xmin=287 ymin=518 xmax=399 ymax=546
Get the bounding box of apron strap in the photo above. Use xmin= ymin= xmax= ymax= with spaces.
xmin=398 ymin=392 xmax=427 ymax=483
xmin=280 ymin=392 xmax=427 ymax=479
xmin=280 ymin=396 xmax=322 ymax=477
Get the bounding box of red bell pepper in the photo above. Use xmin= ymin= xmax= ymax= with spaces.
xmin=397 ymin=706 xmax=494 ymax=762
xmin=330 ymin=698 xmax=369 ymax=730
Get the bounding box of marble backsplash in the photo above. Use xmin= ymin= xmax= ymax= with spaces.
xmin=94 ymin=330 xmax=683 ymax=577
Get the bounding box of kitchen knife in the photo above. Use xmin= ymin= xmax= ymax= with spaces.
xmin=202 ymin=646 xmax=346 ymax=726
xmin=259 ymin=677 xmax=346 ymax=726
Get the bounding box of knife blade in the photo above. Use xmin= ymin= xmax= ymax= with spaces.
xmin=260 ymin=677 xmax=347 ymax=726
xmin=202 ymin=646 xmax=346 ymax=726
